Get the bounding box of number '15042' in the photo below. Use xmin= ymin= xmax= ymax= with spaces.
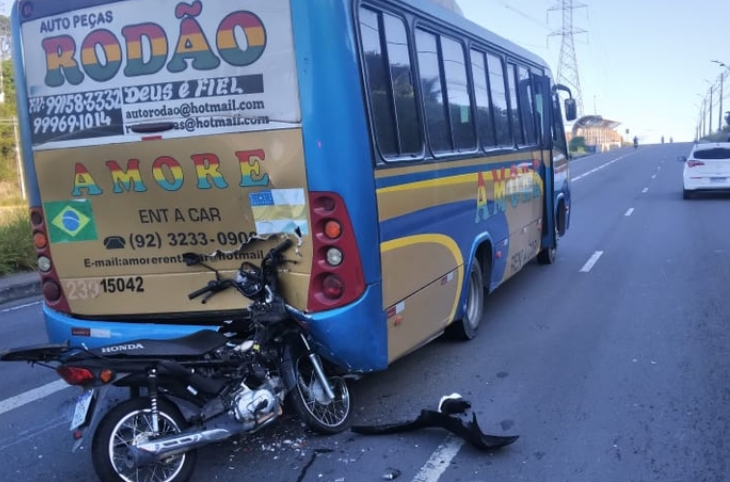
xmin=101 ymin=277 xmax=144 ymax=293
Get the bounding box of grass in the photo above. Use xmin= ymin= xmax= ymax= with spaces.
xmin=0 ymin=207 xmax=35 ymax=276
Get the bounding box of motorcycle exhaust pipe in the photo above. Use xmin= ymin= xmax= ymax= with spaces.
xmin=127 ymin=428 xmax=231 ymax=466
xmin=127 ymin=410 xmax=281 ymax=467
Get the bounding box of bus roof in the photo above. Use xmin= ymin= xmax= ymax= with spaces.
xmin=404 ymin=0 xmax=552 ymax=73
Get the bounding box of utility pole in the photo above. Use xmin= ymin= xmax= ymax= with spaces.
xmin=719 ymin=72 xmax=724 ymax=132
xmin=548 ymin=0 xmax=587 ymax=118
xmin=709 ymin=86 xmax=713 ymax=134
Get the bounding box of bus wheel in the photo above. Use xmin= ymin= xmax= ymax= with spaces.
xmin=538 ymin=225 xmax=558 ymax=265
xmin=447 ymin=258 xmax=484 ymax=341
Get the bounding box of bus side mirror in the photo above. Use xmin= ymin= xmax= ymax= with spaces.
xmin=678 ymin=156 xmax=687 ymax=163
xmin=564 ymin=98 xmax=577 ymax=121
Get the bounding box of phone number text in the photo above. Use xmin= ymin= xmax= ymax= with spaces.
xmin=33 ymin=112 xmax=112 ymax=135
xmin=29 ymin=89 xmax=123 ymax=116
xmin=128 ymin=231 xmax=259 ymax=250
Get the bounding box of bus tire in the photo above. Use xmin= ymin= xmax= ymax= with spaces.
xmin=446 ymin=258 xmax=484 ymax=341
xmin=538 ymin=218 xmax=560 ymax=265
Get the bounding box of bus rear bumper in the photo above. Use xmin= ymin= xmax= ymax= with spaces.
xmin=43 ymin=304 xmax=214 ymax=348
xmin=296 ymin=283 xmax=387 ymax=373
xmin=42 ymin=283 xmax=388 ymax=372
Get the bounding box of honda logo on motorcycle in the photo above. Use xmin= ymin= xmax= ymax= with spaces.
xmin=101 ymin=343 xmax=145 ymax=354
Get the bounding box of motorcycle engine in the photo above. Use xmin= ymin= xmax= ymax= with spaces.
xmin=232 ymin=379 xmax=282 ymax=423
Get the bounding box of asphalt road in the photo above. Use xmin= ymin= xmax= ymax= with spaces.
xmin=2 ymin=142 xmax=729 ymax=482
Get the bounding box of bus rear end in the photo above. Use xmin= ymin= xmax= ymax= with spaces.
xmin=13 ymin=0 xmax=369 ymax=358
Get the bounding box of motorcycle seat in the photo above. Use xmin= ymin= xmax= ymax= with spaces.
xmin=89 ymin=330 xmax=230 ymax=358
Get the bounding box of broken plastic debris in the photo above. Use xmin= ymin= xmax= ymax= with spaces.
xmin=438 ymin=393 xmax=470 ymax=414
xmin=352 ymin=394 xmax=519 ymax=451
xmin=383 ymin=468 xmax=402 ymax=480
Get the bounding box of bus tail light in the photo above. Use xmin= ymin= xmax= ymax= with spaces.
xmin=307 ymin=192 xmax=365 ymax=312
xmin=29 ymin=207 xmax=71 ymax=313
xmin=322 ymin=274 xmax=345 ymax=299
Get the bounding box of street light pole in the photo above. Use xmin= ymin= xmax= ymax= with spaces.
xmin=712 ymin=60 xmax=730 ymax=131
xmin=703 ymin=79 xmax=714 ymax=134
xmin=720 ymin=73 xmax=725 ymax=131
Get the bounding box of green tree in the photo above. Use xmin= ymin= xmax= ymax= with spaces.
xmin=569 ymin=136 xmax=587 ymax=153
xmin=0 ymin=15 xmax=10 ymax=60
xmin=0 ymin=57 xmax=18 ymax=183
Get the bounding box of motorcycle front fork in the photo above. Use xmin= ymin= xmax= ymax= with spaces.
xmin=298 ymin=333 xmax=336 ymax=401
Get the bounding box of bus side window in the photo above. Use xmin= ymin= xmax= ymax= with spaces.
xmin=552 ymin=96 xmax=569 ymax=157
xmin=441 ymin=37 xmax=476 ymax=151
xmin=506 ymin=63 xmax=524 ymax=146
xmin=359 ymin=8 xmax=422 ymax=159
xmin=486 ymin=53 xmax=511 ymax=147
xmin=415 ymin=29 xmax=451 ymax=153
xmin=470 ymin=49 xmax=497 ymax=148
xmin=517 ymin=65 xmax=537 ymax=145
xmin=533 ymin=85 xmax=545 ymax=145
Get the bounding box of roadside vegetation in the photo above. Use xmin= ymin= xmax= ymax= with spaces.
xmin=0 ymin=207 xmax=34 ymax=276
xmin=699 ymin=124 xmax=730 ymax=143
xmin=0 ymin=36 xmax=34 ymax=276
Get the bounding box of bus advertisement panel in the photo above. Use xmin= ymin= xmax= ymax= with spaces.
xmin=18 ymin=0 xmax=316 ymax=317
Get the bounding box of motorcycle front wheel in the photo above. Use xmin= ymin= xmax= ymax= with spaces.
xmin=91 ymin=397 xmax=197 ymax=482
xmin=288 ymin=347 xmax=352 ymax=434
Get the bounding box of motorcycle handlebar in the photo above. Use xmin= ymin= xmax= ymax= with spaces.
xmin=187 ymin=237 xmax=293 ymax=303
xmin=188 ymin=282 xmax=214 ymax=300
xmin=268 ymin=238 xmax=294 ymax=260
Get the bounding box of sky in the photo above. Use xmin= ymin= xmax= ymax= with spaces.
xmin=456 ymin=0 xmax=730 ymax=143
xmin=2 ymin=1 xmax=728 ymax=143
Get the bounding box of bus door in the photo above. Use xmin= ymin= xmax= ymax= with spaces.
xmin=532 ymin=75 xmax=556 ymax=246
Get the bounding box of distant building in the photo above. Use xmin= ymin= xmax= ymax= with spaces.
xmin=567 ymin=115 xmax=623 ymax=152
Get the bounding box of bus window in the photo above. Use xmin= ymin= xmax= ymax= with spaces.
xmin=518 ymin=66 xmax=537 ymax=145
xmin=360 ymin=8 xmax=398 ymax=156
xmin=441 ymin=37 xmax=475 ymax=151
xmin=506 ymin=63 xmax=524 ymax=146
xmin=383 ymin=13 xmax=422 ymax=156
xmin=553 ymin=96 xmax=569 ymax=157
xmin=360 ymin=9 xmax=422 ymax=158
xmin=533 ymin=79 xmax=547 ymax=144
xmin=486 ymin=53 xmax=511 ymax=146
xmin=416 ymin=29 xmax=451 ymax=153
xmin=470 ymin=50 xmax=497 ymax=148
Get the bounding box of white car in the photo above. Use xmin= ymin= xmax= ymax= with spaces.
xmin=681 ymin=142 xmax=730 ymax=199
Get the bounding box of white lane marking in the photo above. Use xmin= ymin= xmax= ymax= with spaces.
xmin=651 ymin=174 xmax=657 ymax=179
xmin=412 ymin=435 xmax=465 ymax=482
xmin=624 ymin=208 xmax=635 ymax=217
xmin=642 ymin=187 xmax=649 ymax=193
xmin=572 ymin=154 xmax=628 ymax=182
xmin=0 ymin=301 xmax=41 ymax=314
xmin=0 ymin=380 xmax=70 ymax=417
xmin=580 ymin=251 xmax=604 ymax=273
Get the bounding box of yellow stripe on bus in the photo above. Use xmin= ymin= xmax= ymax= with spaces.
xmin=381 ymin=234 xmax=464 ymax=324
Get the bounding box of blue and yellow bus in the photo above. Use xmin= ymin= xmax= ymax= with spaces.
xmin=12 ymin=0 xmax=575 ymax=372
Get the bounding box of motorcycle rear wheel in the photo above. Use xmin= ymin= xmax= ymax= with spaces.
xmin=91 ymin=398 xmax=197 ymax=482
xmin=289 ymin=348 xmax=352 ymax=434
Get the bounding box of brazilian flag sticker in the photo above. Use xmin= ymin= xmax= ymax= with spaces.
xmin=45 ymin=199 xmax=99 ymax=244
